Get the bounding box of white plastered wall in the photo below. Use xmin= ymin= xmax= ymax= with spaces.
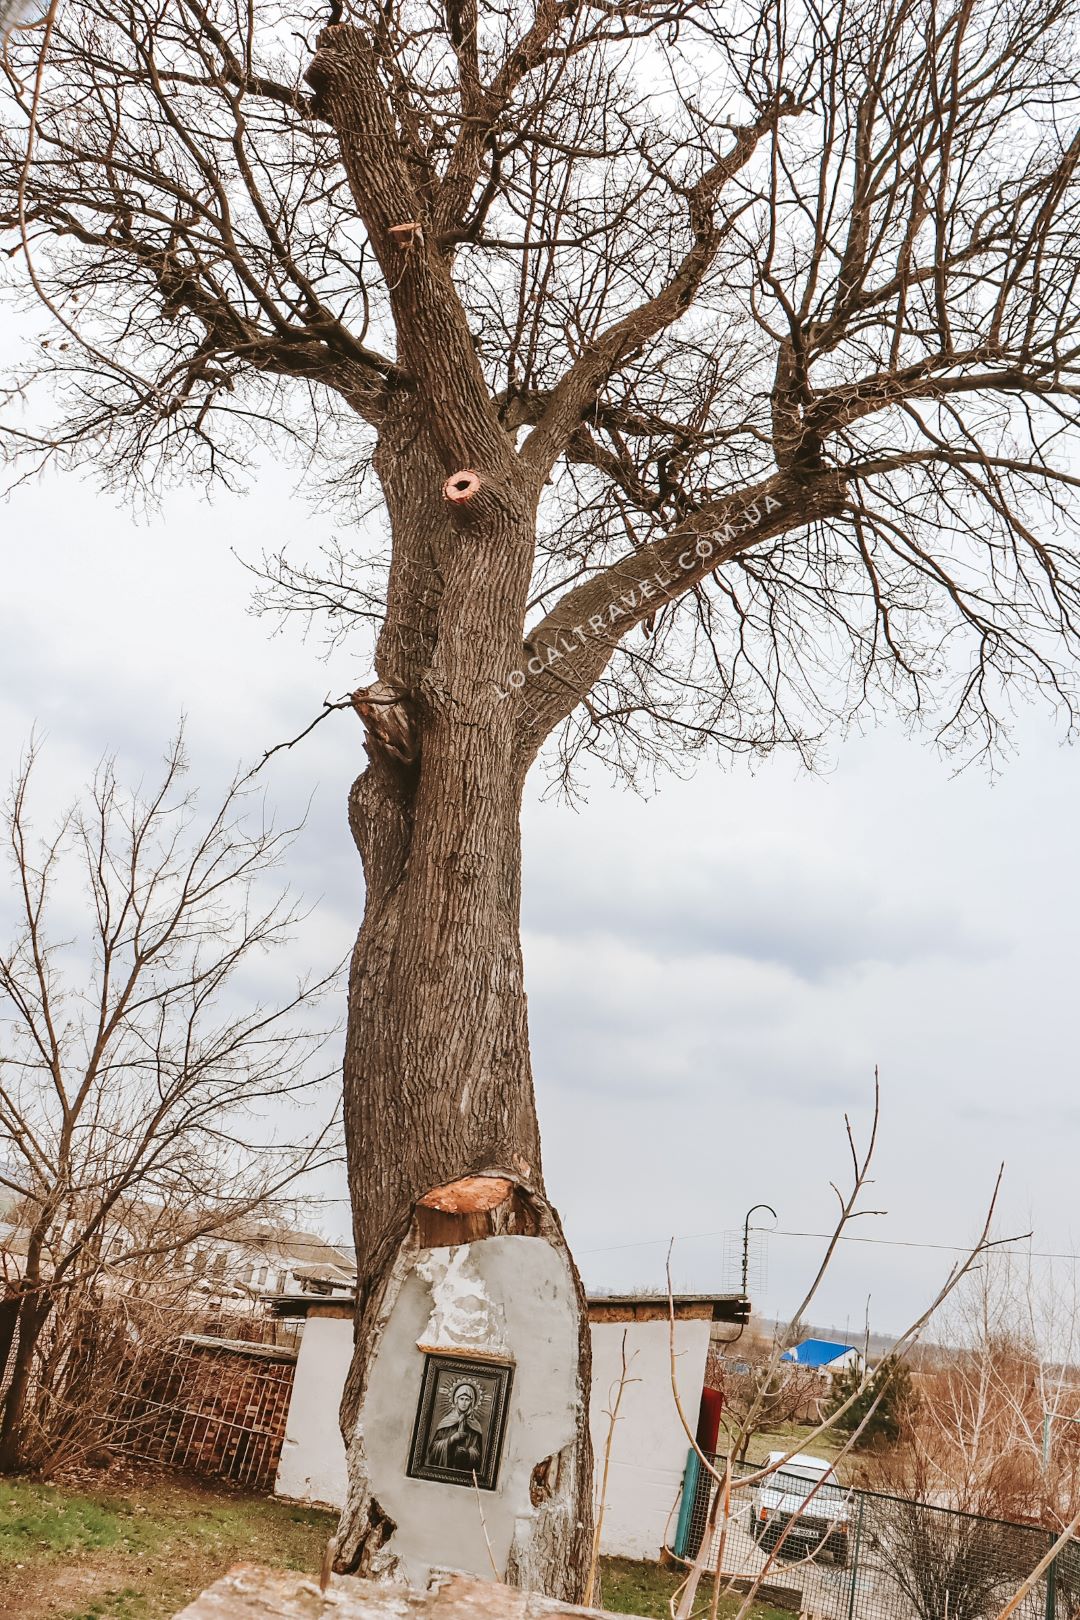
xmin=352 ymin=1235 xmax=581 ymax=1586
xmin=276 ymin=1301 xmax=710 ymax=1566
xmin=588 ymin=1317 xmax=710 ymax=1561
xmin=276 ymin=1309 xmax=353 ymax=1508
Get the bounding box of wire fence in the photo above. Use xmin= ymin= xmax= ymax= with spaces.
xmin=677 ymin=1456 xmax=1078 ymax=1620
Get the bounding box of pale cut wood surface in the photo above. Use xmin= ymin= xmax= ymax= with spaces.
xmin=174 ymin=1565 xmax=645 ymax=1620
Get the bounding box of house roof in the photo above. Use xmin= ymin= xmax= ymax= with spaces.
xmin=588 ymin=1293 xmax=750 ymax=1325
xmin=216 ymin=1218 xmax=355 ymax=1272
xmin=781 ymin=1338 xmax=858 ymax=1368
xmin=270 ymin=1288 xmax=752 ymax=1324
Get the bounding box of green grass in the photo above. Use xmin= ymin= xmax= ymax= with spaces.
xmin=0 ymin=1474 xmax=336 ymax=1620
xmin=1 ymin=1474 xmax=797 ymax=1620
xmin=64 ymin=1590 xmax=145 ymax=1620
xmin=0 ymin=1478 xmax=163 ymax=1560
xmin=599 ymin=1556 xmax=795 ymax=1620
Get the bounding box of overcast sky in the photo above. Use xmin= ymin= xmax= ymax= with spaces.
xmin=3 ymin=449 xmax=1079 ymax=1344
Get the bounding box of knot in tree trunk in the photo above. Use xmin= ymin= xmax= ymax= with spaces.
xmin=350 ymin=682 xmax=419 ymax=771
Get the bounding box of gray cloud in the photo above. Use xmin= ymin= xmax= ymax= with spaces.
xmin=4 ymin=462 xmax=1080 ymax=1335
xmin=522 ymin=791 xmax=998 ymax=981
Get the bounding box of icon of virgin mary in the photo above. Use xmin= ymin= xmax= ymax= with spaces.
xmin=425 ymin=1379 xmax=484 ymax=1474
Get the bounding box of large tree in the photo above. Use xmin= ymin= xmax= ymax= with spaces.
xmin=3 ymin=0 xmax=1080 ymax=1594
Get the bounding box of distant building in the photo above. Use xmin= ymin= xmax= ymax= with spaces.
xmin=0 ymin=1159 xmax=28 ymax=1227
xmin=178 ymin=1219 xmax=355 ymax=1302
xmin=781 ymin=1337 xmax=864 ymax=1376
xmin=0 ymin=1198 xmax=355 ymax=1308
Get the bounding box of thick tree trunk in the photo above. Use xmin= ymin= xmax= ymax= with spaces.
xmin=331 ymin=427 xmax=593 ymax=1596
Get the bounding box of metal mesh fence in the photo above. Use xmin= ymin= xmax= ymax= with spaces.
xmin=105 ymin=1335 xmax=296 ymax=1491
xmin=682 ymin=1456 xmax=1073 ymax=1620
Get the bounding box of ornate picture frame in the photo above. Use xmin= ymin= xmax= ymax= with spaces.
xmin=406 ymin=1353 xmax=514 ymax=1491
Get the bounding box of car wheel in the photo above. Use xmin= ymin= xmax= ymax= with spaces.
xmin=832 ymin=1535 xmax=850 ymax=1568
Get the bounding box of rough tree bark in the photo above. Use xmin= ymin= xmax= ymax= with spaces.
xmin=299 ymin=28 xmax=601 ymax=1589
xmin=0 ymin=1294 xmax=49 ymax=1470
xmin=0 ymin=1216 xmax=52 ymax=1470
xmin=332 ymin=390 xmax=594 ymax=1587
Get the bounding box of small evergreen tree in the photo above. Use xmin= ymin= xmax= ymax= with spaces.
xmin=829 ymin=1356 xmax=915 ymax=1449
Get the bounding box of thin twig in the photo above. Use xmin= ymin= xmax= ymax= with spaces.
xmin=472 ymin=1469 xmax=501 ymax=1580
xmin=587 ymin=1329 xmax=641 ymax=1606
xmin=245 ymin=694 xmax=354 ymax=780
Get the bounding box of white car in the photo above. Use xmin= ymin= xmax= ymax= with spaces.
xmin=748 ymin=1451 xmax=851 ymax=1566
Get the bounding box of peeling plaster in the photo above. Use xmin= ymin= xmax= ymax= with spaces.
xmin=415 ymin=1247 xmax=511 ymax=1360
xmin=277 ymin=1299 xmax=716 ymax=1567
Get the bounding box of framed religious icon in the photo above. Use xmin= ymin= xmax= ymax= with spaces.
xmin=406 ymin=1354 xmax=514 ymax=1491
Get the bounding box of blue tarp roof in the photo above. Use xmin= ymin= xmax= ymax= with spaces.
xmin=780 ymin=1338 xmax=857 ymax=1368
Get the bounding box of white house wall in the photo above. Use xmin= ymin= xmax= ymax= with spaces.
xmin=588 ymin=1318 xmax=710 ymax=1561
xmin=276 ymin=1312 xmax=353 ymax=1508
xmin=275 ymin=1306 xmax=710 ymax=1564
xmin=350 ymin=1235 xmax=581 ymax=1587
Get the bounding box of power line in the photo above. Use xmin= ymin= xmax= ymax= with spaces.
xmin=580 ymin=1227 xmax=1076 ymax=1261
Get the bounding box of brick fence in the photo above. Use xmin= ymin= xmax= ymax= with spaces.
xmin=108 ymin=1334 xmax=297 ymax=1491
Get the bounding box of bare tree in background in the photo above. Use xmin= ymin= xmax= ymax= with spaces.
xmin=842 ymin=1264 xmax=1080 ymax=1620
xmin=0 ymin=735 xmax=338 ymax=1471
xmin=0 ymin=1202 xmax=282 ymax=1476
xmin=664 ymin=1090 xmax=1014 ymax=1620
xmin=868 ymin=1262 xmax=1080 ymax=1525
xmin=710 ymin=1343 xmax=828 ymax=1462
xmin=4 ymin=0 xmax=1080 ymax=1592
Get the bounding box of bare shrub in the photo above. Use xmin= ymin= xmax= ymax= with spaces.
xmin=0 ymin=733 xmax=339 ymax=1471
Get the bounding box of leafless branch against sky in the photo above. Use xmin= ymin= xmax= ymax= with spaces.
xmin=0 ymin=729 xmax=341 ymax=1468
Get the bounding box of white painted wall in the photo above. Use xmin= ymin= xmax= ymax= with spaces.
xmin=276 ymin=1311 xmax=353 ymax=1508
xmin=276 ymin=1305 xmax=710 ymax=1567
xmin=589 ymin=1318 xmax=710 ymax=1562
